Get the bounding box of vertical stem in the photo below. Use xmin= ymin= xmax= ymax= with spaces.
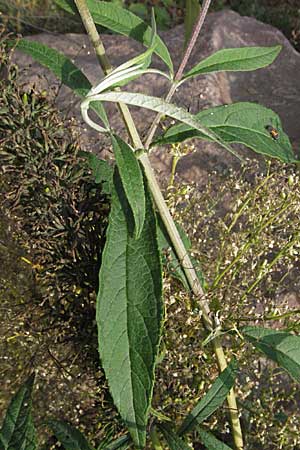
xmin=213 ymin=337 xmax=243 ymax=450
xmin=74 ymin=1 xmax=243 ymax=448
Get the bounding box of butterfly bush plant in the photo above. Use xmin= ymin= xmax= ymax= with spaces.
xmin=2 ymin=0 xmax=300 ymax=449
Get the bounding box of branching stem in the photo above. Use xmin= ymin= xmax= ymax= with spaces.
xmin=74 ymin=1 xmax=244 ymax=448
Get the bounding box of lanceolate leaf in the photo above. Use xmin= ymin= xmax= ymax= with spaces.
xmin=12 ymin=39 xmax=109 ymax=128
xmin=81 ymin=91 xmax=243 ymax=160
xmin=47 ymin=420 xmax=94 ymax=450
xmin=153 ymin=102 xmax=296 ymax=163
xmin=183 ymin=46 xmax=281 ymax=79
xmin=242 ymin=327 xmax=300 ymax=383
xmin=55 ymin=0 xmax=173 ymax=74
xmin=0 ymin=374 xmax=35 ymax=450
xmin=157 ymin=218 xmax=206 ymax=291
xmin=198 ymin=428 xmax=233 ymax=450
xmin=184 ymin=0 xmax=200 ymax=48
xmin=24 ymin=414 xmax=37 ymax=450
xmin=97 ymin=170 xmax=163 ymax=447
xmin=102 ymin=435 xmax=131 ymax=450
xmin=111 ymin=134 xmax=145 ymax=239
xmin=159 ymin=424 xmax=191 ymax=450
xmin=179 ymin=359 xmax=238 ymax=435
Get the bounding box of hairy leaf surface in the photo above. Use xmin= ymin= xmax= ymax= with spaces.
xmin=81 ymin=91 xmax=242 ymax=159
xmin=111 ymin=134 xmax=145 ymax=238
xmin=97 ymin=170 xmax=163 ymax=447
xmin=154 ymin=102 xmax=295 ymax=163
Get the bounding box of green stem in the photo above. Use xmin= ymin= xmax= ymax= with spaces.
xmin=74 ymin=1 xmax=243 ymax=448
xmin=150 ymin=426 xmax=164 ymax=450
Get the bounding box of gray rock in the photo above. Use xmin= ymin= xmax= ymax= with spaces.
xmin=13 ymin=10 xmax=300 ymax=183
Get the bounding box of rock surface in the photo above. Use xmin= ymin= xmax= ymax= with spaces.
xmin=13 ymin=10 xmax=300 ymax=183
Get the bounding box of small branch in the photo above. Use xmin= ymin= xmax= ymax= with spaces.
xmin=144 ymin=0 xmax=212 ymax=148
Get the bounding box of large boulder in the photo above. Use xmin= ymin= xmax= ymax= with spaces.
xmin=13 ymin=10 xmax=300 ymax=183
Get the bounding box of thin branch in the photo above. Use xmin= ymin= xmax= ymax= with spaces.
xmin=144 ymin=0 xmax=212 ymax=149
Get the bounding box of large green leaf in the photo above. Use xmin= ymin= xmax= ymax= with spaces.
xmin=111 ymin=134 xmax=145 ymax=239
xmin=55 ymin=0 xmax=173 ymax=74
xmin=242 ymin=326 xmax=300 ymax=383
xmin=153 ymin=102 xmax=296 ymax=163
xmin=198 ymin=428 xmax=233 ymax=450
xmin=11 ymin=39 xmax=109 ymax=128
xmin=81 ymin=91 xmax=243 ymax=160
xmin=97 ymin=170 xmax=163 ymax=448
xmin=183 ymin=46 xmax=281 ymax=79
xmin=159 ymin=424 xmax=191 ymax=450
xmin=0 ymin=374 xmax=35 ymax=450
xmin=157 ymin=217 xmax=206 ymax=291
xmin=178 ymin=359 xmax=238 ymax=435
xmin=47 ymin=420 xmax=94 ymax=450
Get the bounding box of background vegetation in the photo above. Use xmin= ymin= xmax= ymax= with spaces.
xmin=0 ymin=0 xmax=299 ymax=51
xmin=1 ymin=26 xmax=300 ymax=447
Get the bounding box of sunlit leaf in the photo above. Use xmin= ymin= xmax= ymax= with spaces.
xmin=11 ymin=38 xmax=109 ymax=128
xmin=154 ymin=102 xmax=296 ymax=163
xmin=183 ymin=46 xmax=281 ymax=79
xmin=55 ymin=0 xmax=173 ymax=74
xmin=81 ymin=91 xmax=242 ymax=160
